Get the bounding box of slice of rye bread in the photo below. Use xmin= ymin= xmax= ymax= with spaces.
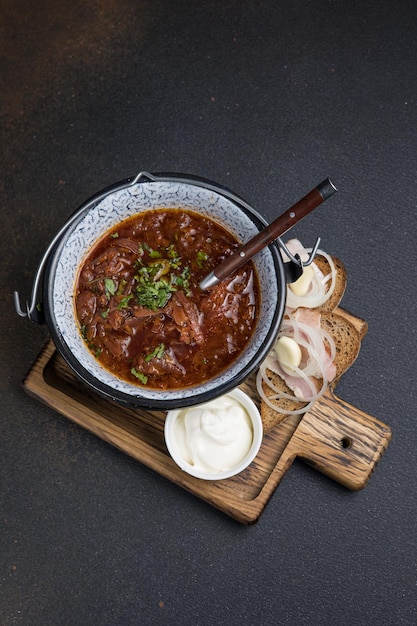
xmin=312 ymin=254 xmax=347 ymax=312
xmin=260 ymin=311 xmax=361 ymax=433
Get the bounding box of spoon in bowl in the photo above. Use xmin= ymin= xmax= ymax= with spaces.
xmin=199 ymin=178 xmax=337 ymax=290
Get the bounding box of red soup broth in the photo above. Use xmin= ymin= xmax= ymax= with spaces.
xmin=75 ymin=208 xmax=260 ymax=390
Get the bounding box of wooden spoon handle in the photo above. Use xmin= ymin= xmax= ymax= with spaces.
xmin=200 ymin=179 xmax=337 ymax=289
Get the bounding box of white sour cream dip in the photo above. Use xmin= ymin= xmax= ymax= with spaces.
xmin=173 ymin=396 xmax=254 ymax=473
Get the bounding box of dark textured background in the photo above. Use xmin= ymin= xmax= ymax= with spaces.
xmin=1 ymin=1 xmax=416 ymax=624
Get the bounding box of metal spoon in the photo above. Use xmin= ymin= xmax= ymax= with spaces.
xmin=199 ymin=178 xmax=337 ymax=290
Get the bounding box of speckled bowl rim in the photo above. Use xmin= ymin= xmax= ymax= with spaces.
xmin=43 ymin=173 xmax=286 ymax=410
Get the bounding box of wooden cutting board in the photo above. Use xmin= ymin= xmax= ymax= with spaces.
xmin=23 ymin=307 xmax=392 ymax=524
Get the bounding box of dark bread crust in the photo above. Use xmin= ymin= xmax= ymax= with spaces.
xmin=313 ymin=255 xmax=347 ymax=312
xmin=320 ymin=311 xmax=361 ymax=379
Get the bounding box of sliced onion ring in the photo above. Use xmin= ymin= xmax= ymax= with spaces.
xmin=285 ymin=248 xmax=337 ymax=310
xmin=256 ymin=366 xmax=327 ymax=416
xmin=257 ymin=306 xmax=336 ymax=416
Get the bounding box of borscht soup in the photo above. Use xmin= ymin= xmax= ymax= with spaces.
xmin=75 ymin=208 xmax=260 ymax=390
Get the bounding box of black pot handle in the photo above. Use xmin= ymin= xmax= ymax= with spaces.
xmin=14 ymin=173 xmax=149 ymax=323
xmin=280 ymin=237 xmax=321 ymax=284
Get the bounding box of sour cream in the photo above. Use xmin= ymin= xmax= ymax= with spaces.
xmin=172 ymin=396 xmax=254 ymax=473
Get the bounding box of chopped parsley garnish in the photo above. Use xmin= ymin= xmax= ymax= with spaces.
xmin=104 ymin=277 xmax=117 ymax=298
xmin=166 ymin=245 xmax=182 ymax=268
xmin=172 ymin=266 xmax=191 ymax=295
xmin=167 ymin=244 xmax=179 ymax=258
xmin=149 ymin=249 xmax=162 ymax=259
xmin=117 ymin=279 xmax=127 ymax=295
xmin=138 ymin=242 xmax=161 ymax=258
xmin=135 ymin=275 xmax=175 ymax=310
xmin=131 ymin=368 xmax=148 ymax=384
xmin=101 ymin=309 xmax=109 ymax=319
xmin=117 ymin=295 xmax=132 ymax=309
xmin=132 ymin=243 xmax=193 ymax=309
xmin=134 ymin=258 xmax=179 ymax=309
xmin=144 ymin=343 xmax=165 ymax=362
xmin=110 ymin=232 xmax=119 ymax=238
xmin=196 ymin=250 xmax=209 ymax=268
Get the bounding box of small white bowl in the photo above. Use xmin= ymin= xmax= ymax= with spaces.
xmin=164 ymin=388 xmax=263 ymax=480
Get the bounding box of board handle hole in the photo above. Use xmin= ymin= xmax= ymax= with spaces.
xmin=340 ymin=437 xmax=353 ymax=449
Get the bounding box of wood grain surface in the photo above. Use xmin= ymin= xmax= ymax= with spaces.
xmin=23 ymin=308 xmax=392 ymax=524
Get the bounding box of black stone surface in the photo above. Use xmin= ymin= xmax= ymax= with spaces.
xmin=2 ymin=1 xmax=416 ymax=624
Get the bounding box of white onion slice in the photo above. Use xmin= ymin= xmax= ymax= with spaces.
xmin=258 ymin=307 xmax=336 ymax=416
xmin=285 ymin=248 xmax=337 ymax=310
xmin=256 ymin=367 xmax=326 ymax=416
